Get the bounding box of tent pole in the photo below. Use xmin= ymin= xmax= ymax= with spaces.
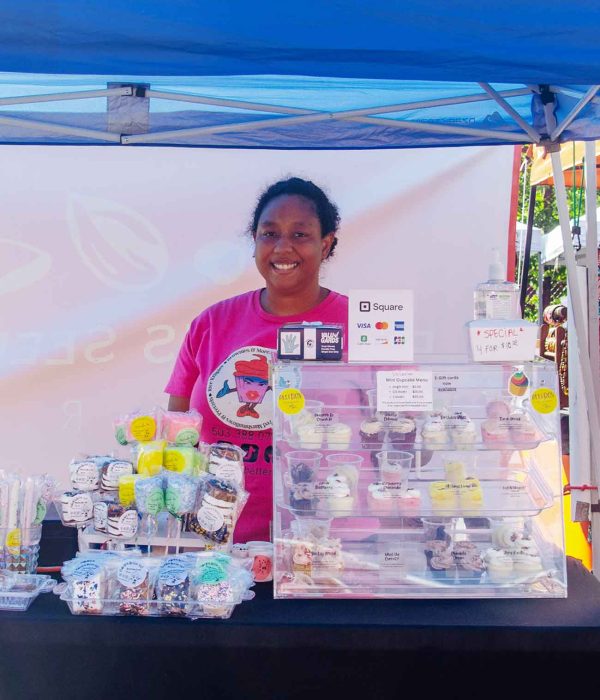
xmin=551 ymin=150 xmax=600 ymax=572
xmin=0 ymin=87 xmax=132 ymax=107
xmin=549 ymin=87 xmax=600 ymax=107
xmin=520 ymin=185 xmax=537 ymax=315
xmin=0 ymin=114 xmax=121 ymax=142
xmin=478 ymin=83 xmax=542 ymax=142
xmin=585 ymin=140 xmax=600 ymax=576
xmin=551 ymin=86 xmax=600 ymax=141
xmin=584 ymin=141 xmax=600 ymax=413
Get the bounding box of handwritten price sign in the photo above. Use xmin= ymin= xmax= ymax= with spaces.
xmin=467 ymin=320 xmax=538 ymax=362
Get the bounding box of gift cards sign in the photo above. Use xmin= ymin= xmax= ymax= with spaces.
xmin=349 ymin=290 xmax=414 ymax=362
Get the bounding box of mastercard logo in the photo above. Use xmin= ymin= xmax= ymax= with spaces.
xmin=375 ymin=321 xmax=389 ymax=330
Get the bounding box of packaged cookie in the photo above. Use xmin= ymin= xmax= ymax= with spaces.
xmin=114 ymin=408 xmax=161 ymax=445
xmin=99 ymin=457 xmax=134 ymax=491
xmin=207 ymin=443 xmax=245 ymax=486
xmin=64 ymin=557 xmax=107 ymax=614
xmin=92 ymin=495 xmax=116 ymax=534
xmin=186 ymin=477 xmax=247 ymax=545
xmin=107 ymin=503 xmax=139 ymax=539
xmin=59 ymin=490 xmax=95 ymax=526
xmin=161 ymin=409 xmax=203 ymax=446
xmin=190 ymin=553 xmax=254 ymax=619
xmin=69 ymin=458 xmax=101 ymax=492
xmin=157 ymin=556 xmax=191 ymax=617
xmin=114 ymin=558 xmax=155 ymax=616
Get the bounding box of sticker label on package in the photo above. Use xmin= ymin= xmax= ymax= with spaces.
xmin=72 ymin=559 xmax=102 ymax=583
xmin=278 ymin=389 xmax=305 ymax=415
xmin=93 ymin=502 xmax=108 ymax=531
xmin=209 ymin=460 xmax=243 ymax=484
xmin=376 ymin=371 xmax=433 ymax=411
xmin=164 ymin=450 xmax=186 ymax=472
xmin=531 ymin=388 xmax=558 ymax=414
xmin=129 ymin=416 xmax=157 ymax=441
xmin=106 ymin=461 xmax=133 ymax=481
xmin=70 ymin=462 xmax=99 ymax=491
xmin=117 ymin=560 xmax=148 ymax=588
xmin=159 ymin=558 xmax=188 ymax=587
xmin=196 ymin=504 xmax=225 ymax=532
xmin=196 ymin=559 xmax=227 ymax=584
xmin=66 ymin=493 xmax=94 ymax=522
xmin=117 ymin=510 xmax=138 ymax=538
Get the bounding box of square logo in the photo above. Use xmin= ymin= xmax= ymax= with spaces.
xmin=359 ymin=301 xmax=371 ymax=312
xmin=394 ymin=320 xmax=405 ymax=331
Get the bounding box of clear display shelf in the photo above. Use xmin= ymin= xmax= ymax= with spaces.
xmin=0 ymin=573 xmax=55 ymax=611
xmin=272 ymin=359 xmax=566 ymax=599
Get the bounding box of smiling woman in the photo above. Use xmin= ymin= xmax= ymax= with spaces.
xmin=165 ymin=177 xmax=348 ymax=542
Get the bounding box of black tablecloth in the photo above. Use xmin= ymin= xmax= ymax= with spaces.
xmin=2 ymin=525 xmax=600 ymax=699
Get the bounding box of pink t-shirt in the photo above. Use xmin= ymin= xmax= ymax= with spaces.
xmin=165 ymin=288 xmax=349 ymax=542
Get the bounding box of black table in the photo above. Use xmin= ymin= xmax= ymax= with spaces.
xmin=2 ymin=526 xmax=600 ymax=699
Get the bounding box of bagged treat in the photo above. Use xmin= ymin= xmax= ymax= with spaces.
xmin=207 ymin=443 xmax=245 ymax=487
xmin=58 ymin=490 xmax=95 ymax=526
xmin=62 ymin=557 xmax=107 ymax=614
xmin=190 ymin=552 xmax=254 ymax=619
xmin=114 ymin=408 xmax=162 ymax=446
xmin=114 ymin=558 xmax=157 ymax=616
xmin=157 ymin=556 xmax=192 ymax=617
xmin=97 ymin=457 xmax=134 ymax=491
xmin=69 ymin=458 xmax=101 ymax=492
xmin=165 ymin=473 xmax=198 ymax=518
xmin=106 ymin=503 xmax=139 ymax=539
xmin=185 ymin=475 xmax=248 ymax=546
xmin=135 ymin=475 xmax=165 ymax=516
xmin=163 ymin=444 xmax=197 ymax=476
xmin=161 ymin=409 xmax=203 ymax=446
xmin=134 ymin=440 xmax=166 ymax=476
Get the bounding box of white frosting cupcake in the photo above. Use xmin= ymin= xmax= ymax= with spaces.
xmin=326 ymin=423 xmax=352 ymax=450
xmin=296 ymin=423 xmax=323 ymax=449
xmin=421 ymin=416 xmax=449 ymax=448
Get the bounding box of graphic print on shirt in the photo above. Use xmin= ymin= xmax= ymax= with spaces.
xmin=207 ymin=346 xmax=273 ymax=431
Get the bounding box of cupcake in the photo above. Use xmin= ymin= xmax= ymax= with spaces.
xmin=444 ymin=460 xmax=466 ymax=484
xmin=456 ymin=551 xmax=484 ymax=581
xmin=484 ymin=548 xmax=514 ymax=582
xmin=508 ymin=410 xmax=539 ymax=444
xmin=398 ymin=488 xmax=421 ymax=510
xmin=296 ymin=424 xmax=324 ymax=449
xmin=457 ymin=477 xmax=483 ymax=508
xmin=428 ymin=552 xmax=456 ymax=581
xmin=421 ymin=416 xmax=450 ymax=450
xmin=424 ymin=539 xmax=450 ymax=566
xmin=289 ymin=483 xmax=317 ymax=515
xmin=315 ymin=473 xmax=354 ymax=514
xmin=429 ymin=481 xmax=457 ymax=512
xmin=513 ymin=541 xmax=544 ymax=577
xmin=508 ymin=371 xmax=529 ymax=397
xmin=326 ymin=423 xmax=352 ymax=450
xmin=449 ymin=414 xmax=478 ymax=449
xmin=359 ymin=418 xmax=385 ymax=449
xmin=367 ymin=481 xmax=401 ymax=514
xmin=388 ymin=417 xmax=417 ymax=447
xmin=481 ymin=418 xmax=511 ymax=445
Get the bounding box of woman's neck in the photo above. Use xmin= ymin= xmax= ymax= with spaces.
xmin=260 ymin=286 xmax=329 ymax=316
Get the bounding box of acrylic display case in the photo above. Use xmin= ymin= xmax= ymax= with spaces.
xmin=272 ymin=358 xmax=567 ymax=599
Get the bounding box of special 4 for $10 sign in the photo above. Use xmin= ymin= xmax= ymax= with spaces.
xmin=348 ymin=290 xmax=414 ymax=362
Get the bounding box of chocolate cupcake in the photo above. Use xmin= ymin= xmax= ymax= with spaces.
xmin=359 ymin=418 xmax=385 ymax=449
xmin=388 ymin=417 xmax=417 ymax=447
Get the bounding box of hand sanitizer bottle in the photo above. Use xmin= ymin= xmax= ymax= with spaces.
xmin=473 ymin=249 xmax=520 ymax=320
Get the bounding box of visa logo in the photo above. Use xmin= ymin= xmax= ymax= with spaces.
xmin=357 ymin=323 xmax=371 ymax=329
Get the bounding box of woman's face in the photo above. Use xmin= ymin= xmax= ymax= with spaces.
xmin=253 ymin=194 xmax=333 ymax=297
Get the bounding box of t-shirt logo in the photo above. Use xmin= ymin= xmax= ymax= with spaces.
xmin=206 ymin=346 xmax=273 ymax=430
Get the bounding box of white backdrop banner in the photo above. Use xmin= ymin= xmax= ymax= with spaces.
xmin=0 ymin=145 xmax=514 ymax=478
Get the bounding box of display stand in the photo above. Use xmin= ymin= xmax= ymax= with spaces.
xmin=272 ymin=358 xmax=566 ymax=599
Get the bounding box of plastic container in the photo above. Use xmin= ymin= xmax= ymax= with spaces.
xmin=0 ymin=573 xmax=55 ymax=611
xmin=473 ymin=249 xmax=520 ymax=320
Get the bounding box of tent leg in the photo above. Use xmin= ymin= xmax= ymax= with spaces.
xmin=519 ymin=185 xmax=537 ymax=315
xmin=551 ymin=150 xmax=600 ymax=578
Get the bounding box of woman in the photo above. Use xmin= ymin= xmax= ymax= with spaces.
xmin=165 ymin=177 xmax=348 ymax=542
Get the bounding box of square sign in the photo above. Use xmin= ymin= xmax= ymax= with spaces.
xmin=348 ymin=289 xmax=414 ymax=362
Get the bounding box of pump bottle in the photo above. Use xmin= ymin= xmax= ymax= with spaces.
xmin=473 ymin=249 xmax=521 ymax=320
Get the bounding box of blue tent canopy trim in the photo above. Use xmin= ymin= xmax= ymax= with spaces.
xmin=0 ymin=2 xmax=598 ymax=148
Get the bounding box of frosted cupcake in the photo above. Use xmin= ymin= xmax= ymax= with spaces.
xmin=315 ymin=473 xmax=355 ymax=514
xmin=367 ymin=482 xmax=400 ymax=514
xmin=484 ymin=548 xmax=514 ymax=582
xmin=326 ymin=423 xmax=352 ymax=450
xmin=513 ymin=541 xmax=543 ymax=577
xmin=428 ymin=552 xmax=456 ymax=581
xmin=481 ymin=418 xmax=511 ymax=445
xmin=456 ymin=551 xmax=484 ymax=581
xmin=486 ymin=400 xmax=510 ymax=419
xmin=388 ymin=417 xmax=417 ymax=448
xmin=508 ymin=410 xmax=539 ymax=444
xmin=359 ymin=418 xmax=385 ymax=449
xmin=429 ymin=481 xmax=457 ymax=512
xmin=398 ymin=488 xmax=421 ymax=510
xmin=421 ymin=416 xmax=449 ymax=450
xmin=297 ymin=423 xmax=324 ymax=449
xmin=450 ymin=414 xmax=478 ymax=449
